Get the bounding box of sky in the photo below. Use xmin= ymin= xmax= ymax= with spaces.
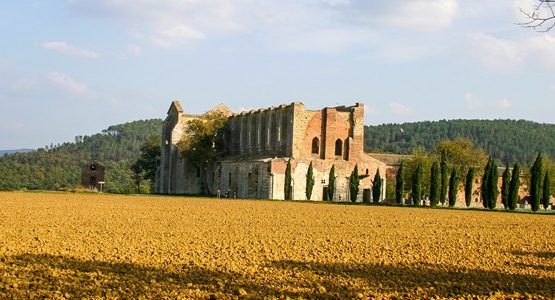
xmin=1 ymin=0 xmax=554 ymax=149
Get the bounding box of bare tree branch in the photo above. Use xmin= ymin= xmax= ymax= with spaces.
xmin=518 ymin=0 xmax=555 ymax=32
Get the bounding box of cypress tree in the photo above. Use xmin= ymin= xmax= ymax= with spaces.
xmin=501 ymin=164 xmax=510 ymax=209
xmin=430 ymin=161 xmax=441 ymax=206
xmin=488 ymin=159 xmax=499 ymax=209
xmin=530 ymin=153 xmax=544 ymax=211
xmin=412 ymin=162 xmax=423 ymax=206
xmin=465 ymin=167 xmax=475 ymax=207
xmin=542 ymin=170 xmax=550 ymax=210
xmin=328 ymin=164 xmax=336 ymax=201
xmin=395 ymin=161 xmax=405 ymax=205
xmin=481 ymin=158 xmax=492 ymax=209
xmin=508 ymin=163 xmax=520 ymax=210
xmin=284 ymin=159 xmax=292 ymax=200
xmin=440 ymin=151 xmax=448 ymax=205
xmin=448 ymin=168 xmax=458 ymax=207
xmin=306 ymin=161 xmax=314 ymax=200
xmin=372 ymin=169 xmax=382 ymax=203
xmin=349 ymin=164 xmax=360 ymax=203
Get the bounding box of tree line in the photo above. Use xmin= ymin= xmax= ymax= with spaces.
xmin=0 ymin=119 xmax=163 ymax=193
xmin=364 ymin=119 xmax=555 ymax=166
xmin=393 ymin=140 xmax=553 ymax=212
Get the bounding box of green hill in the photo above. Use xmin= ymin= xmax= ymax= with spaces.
xmin=0 ymin=119 xmax=163 ymax=192
xmin=364 ymin=119 xmax=555 ymax=165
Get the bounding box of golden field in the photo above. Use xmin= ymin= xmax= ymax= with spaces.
xmin=0 ymin=192 xmax=553 ymax=299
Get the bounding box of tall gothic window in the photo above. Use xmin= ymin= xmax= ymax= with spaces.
xmin=335 ymin=138 xmax=343 ymax=156
xmin=311 ymin=137 xmax=319 ymax=154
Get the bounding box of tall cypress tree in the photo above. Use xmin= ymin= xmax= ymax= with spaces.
xmin=430 ymin=161 xmax=441 ymax=206
xmin=465 ymin=167 xmax=475 ymax=207
xmin=508 ymin=163 xmax=520 ymax=211
xmin=530 ymin=153 xmax=544 ymax=211
xmin=481 ymin=158 xmax=492 ymax=208
xmin=328 ymin=164 xmax=336 ymax=201
xmin=349 ymin=164 xmax=360 ymax=203
xmin=395 ymin=161 xmax=405 ymax=205
xmin=372 ymin=169 xmax=382 ymax=203
xmin=306 ymin=161 xmax=314 ymax=200
xmin=284 ymin=159 xmax=292 ymax=200
xmin=487 ymin=159 xmax=499 ymax=209
xmin=440 ymin=151 xmax=448 ymax=205
xmin=412 ymin=162 xmax=423 ymax=206
xmin=448 ymin=168 xmax=458 ymax=207
xmin=501 ymin=164 xmax=511 ymax=209
xmin=542 ymin=170 xmax=551 ymax=210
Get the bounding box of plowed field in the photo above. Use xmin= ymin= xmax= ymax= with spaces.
xmin=0 ymin=192 xmax=553 ymax=299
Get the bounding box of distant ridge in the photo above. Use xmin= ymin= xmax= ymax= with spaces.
xmin=364 ymin=119 xmax=555 ymax=165
xmin=0 ymin=119 xmax=163 ymax=192
xmin=0 ymin=149 xmax=34 ymax=156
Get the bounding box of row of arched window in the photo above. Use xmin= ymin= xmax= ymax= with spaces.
xmin=311 ymin=137 xmax=350 ymax=159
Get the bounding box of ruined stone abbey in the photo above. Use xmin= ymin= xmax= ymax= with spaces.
xmin=155 ymin=100 xmax=387 ymax=201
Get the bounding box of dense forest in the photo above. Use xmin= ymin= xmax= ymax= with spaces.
xmin=0 ymin=119 xmax=163 ymax=193
xmin=364 ymin=119 xmax=555 ymax=165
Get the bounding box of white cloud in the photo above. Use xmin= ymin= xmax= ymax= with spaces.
xmin=465 ymin=93 xmax=483 ymax=110
xmin=10 ymin=78 xmax=37 ymax=92
xmin=381 ymin=0 xmax=458 ymax=31
xmin=468 ymin=32 xmax=555 ymax=71
xmin=467 ymin=33 xmax=523 ymax=69
xmin=525 ymin=35 xmax=555 ymax=70
xmin=497 ymin=99 xmax=512 ymax=109
xmin=321 ymin=0 xmax=351 ymax=6
xmin=42 ymin=41 xmax=99 ymax=59
xmin=63 ymin=0 xmax=448 ymax=55
xmin=127 ymin=44 xmax=142 ymax=55
xmin=551 ymin=84 xmax=555 ymax=93
xmin=389 ymin=102 xmax=415 ymax=116
xmin=46 ymin=72 xmax=88 ymax=94
xmin=137 ymin=24 xmax=205 ymax=48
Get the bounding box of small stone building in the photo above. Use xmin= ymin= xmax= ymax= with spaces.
xmin=81 ymin=161 xmax=105 ymax=190
xmin=156 ymin=100 xmax=387 ymax=201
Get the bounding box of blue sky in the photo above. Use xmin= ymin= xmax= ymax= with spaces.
xmin=1 ymin=0 xmax=554 ymax=149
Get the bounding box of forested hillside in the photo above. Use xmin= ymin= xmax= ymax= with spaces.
xmin=364 ymin=119 xmax=555 ymax=165
xmin=0 ymin=119 xmax=163 ymax=192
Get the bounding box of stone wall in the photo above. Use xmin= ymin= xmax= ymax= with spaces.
xmin=217 ymin=160 xmax=272 ymax=199
xmin=156 ymin=100 xmax=386 ymax=201
xmin=157 ymin=101 xmax=202 ymax=194
xmin=292 ymin=103 xmax=365 ymax=162
xmin=225 ymin=104 xmax=295 ymax=158
xmin=268 ymin=155 xmax=387 ymax=201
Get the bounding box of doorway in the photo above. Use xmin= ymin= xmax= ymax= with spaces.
xmin=89 ymin=176 xmax=97 ymax=188
xmin=363 ymin=188 xmax=371 ymax=203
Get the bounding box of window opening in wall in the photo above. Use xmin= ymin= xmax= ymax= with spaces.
xmin=197 ymin=167 xmax=201 ymax=177
xmin=311 ymin=137 xmax=320 ymax=154
xmin=366 ymin=169 xmax=369 ymax=175
xmin=335 ymin=139 xmax=343 ymax=156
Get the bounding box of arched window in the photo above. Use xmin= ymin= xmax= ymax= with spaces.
xmin=311 ymin=137 xmax=319 ymax=154
xmin=335 ymin=139 xmax=343 ymax=156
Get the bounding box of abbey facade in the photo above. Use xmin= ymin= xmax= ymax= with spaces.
xmin=155 ymin=100 xmax=387 ymax=201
